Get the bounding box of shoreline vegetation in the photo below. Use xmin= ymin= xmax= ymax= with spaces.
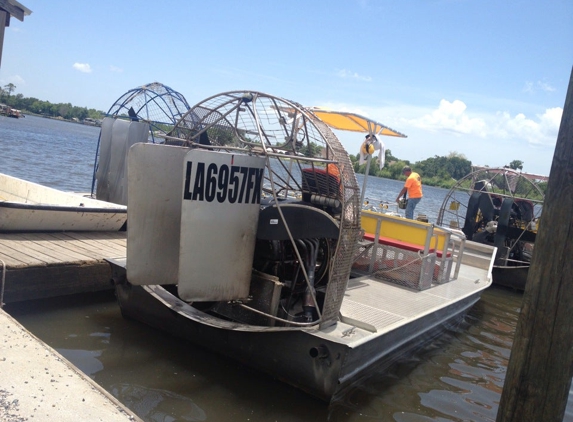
xmin=0 ymin=86 xmax=546 ymax=194
xmin=351 ymin=152 xmax=546 ymax=199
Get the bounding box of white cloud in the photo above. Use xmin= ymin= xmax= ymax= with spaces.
xmin=305 ymin=98 xmax=562 ymax=175
xmin=0 ymin=74 xmax=26 ymax=88
xmin=538 ymin=81 xmax=555 ymax=92
xmin=12 ymin=75 xmax=25 ymax=85
xmin=109 ymin=65 xmax=123 ymax=73
xmin=409 ymin=99 xmax=487 ymax=136
xmin=73 ymin=63 xmax=92 ymax=73
xmin=336 ymin=69 xmax=372 ymax=82
xmin=405 ymin=99 xmax=561 ymax=148
xmin=497 ymin=107 xmax=562 ymax=146
xmin=523 ymin=79 xmax=556 ymax=93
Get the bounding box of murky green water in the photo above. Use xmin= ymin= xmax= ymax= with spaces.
xmin=6 ymin=285 xmax=553 ymax=422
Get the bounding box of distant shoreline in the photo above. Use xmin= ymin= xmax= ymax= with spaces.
xmin=24 ymin=112 xmax=102 ymax=127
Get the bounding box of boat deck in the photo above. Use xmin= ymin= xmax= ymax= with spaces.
xmin=322 ymin=240 xmax=496 ymax=348
xmin=0 ymin=231 xmax=127 ymax=303
xmin=341 ymin=262 xmax=489 ymax=336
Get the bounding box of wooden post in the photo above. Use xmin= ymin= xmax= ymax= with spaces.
xmin=496 ymin=67 xmax=573 ymax=421
xmin=0 ymin=10 xmax=7 ymax=69
xmin=0 ymin=2 xmax=32 ymax=69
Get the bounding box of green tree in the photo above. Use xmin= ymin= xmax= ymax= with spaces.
xmin=299 ymin=141 xmax=321 ymax=158
xmin=0 ymin=91 xmax=105 ymax=120
xmin=508 ymin=160 xmax=524 ymax=170
xmin=4 ymin=83 xmax=16 ymax=97
xmin=384 ymin=148 xmax=399 ymax=164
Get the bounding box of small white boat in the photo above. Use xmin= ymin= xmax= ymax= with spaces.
xmin=0 ymin=173 xmax=127 ymax=232
xmin=106 ymin=91 xmax=496 ymax=401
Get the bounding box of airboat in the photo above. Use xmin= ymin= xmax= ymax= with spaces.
xmin=103 ymin=90 xmax=496 ymax=401
xmin=437 ymin=166 xmax=545 ymax=291
xmin=92 ymin=82 xmax=191 ymax=205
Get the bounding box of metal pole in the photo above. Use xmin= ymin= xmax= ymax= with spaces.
xmin=360 ymin=154 xmax=371 ymax=206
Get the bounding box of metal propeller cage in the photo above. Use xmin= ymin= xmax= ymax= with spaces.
xmin=168 ymin=91 xmax=362 ymax=328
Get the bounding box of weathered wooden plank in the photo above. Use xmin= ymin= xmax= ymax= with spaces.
xmin=77 ymin=231 xmax=127 ymax=243
xmin=0 ymin=233 xmax=126 ymax=267
xmin=59 ymin=232 xmax=127 ymax=257
xmin=497 ymin=67 xmax=573 ymax=421
xmin=0 ymin=239 xmax=46 ymax=267
xmin=0 ymin=231 xmax=126 ymax=303
xmin=2 ymin=262 xmax=114 ymax=303
xmin=18 ymin=233 xmax=95 ymax=262
xmin=80 ymin=236 xmax=127 ymax=255
xmin=26 ymin=233 xmax=113 ymax=260
xmin=0 ymin=235 xmax=60 ymax=264
xmin=1 ymin=236 xmax=74 ymax=264
xmin=22 ymin=232 xmax=121 ymax=261
xmin=0 ymin=0 xmax=25 ymax=21
xmin=68 ymin=232 xmax=128 ymax=253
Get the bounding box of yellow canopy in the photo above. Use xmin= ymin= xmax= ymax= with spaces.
xmin=309 ymin=108 xmax=407 ymax=138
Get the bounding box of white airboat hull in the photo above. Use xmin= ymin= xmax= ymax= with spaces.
xmin=0 ymin=173 xmax=127 ymax=232
xmin=109 ymin=248 xmax=492 ymax=402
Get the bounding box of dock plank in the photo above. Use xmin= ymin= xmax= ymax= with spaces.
xmin=2 ymin=236 xmax=76 ymax=264
xmin=0 ymin=239 xmax=46 ymax=267
xmin=60 ymin=232 xmax=127 ymax=257
xmin=0 ymin=234 xmax=60 ymax=265
xmin=0 ymin=231 xmax=127 ymax=303
xmin=31 ymin=232 xmax=124 ymax=260
xmin=19 ymin=233 xmax=96 ymax=262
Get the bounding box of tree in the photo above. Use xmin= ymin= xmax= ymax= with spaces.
xmin=4 ymin=83 xmax=16 ymax=97
xmin=299 ymin=141 xmax=321 ymax=158
xmin=508 ymin=160 xmax=524 ymax=170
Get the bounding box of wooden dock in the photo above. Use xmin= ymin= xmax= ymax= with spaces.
xmin=0 ymin=231 xmax=126 ymax=303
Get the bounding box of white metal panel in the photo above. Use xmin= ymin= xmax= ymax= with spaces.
xmin=127 ymin=143 xmax=190 ymax=286
xmin=178 ymin=150 xmax=266 ymax=302
xmin=96 ymin=118 xmax=149 ymax=205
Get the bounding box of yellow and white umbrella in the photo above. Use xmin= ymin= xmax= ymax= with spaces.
xmin=308 ymin=107 xmax=407 ymax=205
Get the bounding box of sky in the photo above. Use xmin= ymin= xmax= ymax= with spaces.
xmin=1 ymin=0 xmax=571 ymax=176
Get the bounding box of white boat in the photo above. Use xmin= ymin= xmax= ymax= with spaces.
xmin=106 ymin=91 xmax=496 ymax=401
xmin=0 ymin=173 xmax=127 ymax=232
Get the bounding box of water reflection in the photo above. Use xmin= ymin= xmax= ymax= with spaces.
xmin=6 ymin=291 xmax=331 ymax=421
xmin=110 ymin=384 xmax=206 ymax=422
xmin=5 ymin=288 xmax=519 ymax=421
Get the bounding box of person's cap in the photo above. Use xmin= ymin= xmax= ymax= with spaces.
xmin=402 ymin=166 xmax=412 ymax=173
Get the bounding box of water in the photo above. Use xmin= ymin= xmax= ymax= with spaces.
xmin=0 ymin=114 xmax=99 ymax=192
xmin=356 ymin=173 xmax=448 ymax=223
xmin=1 ymin=116 xmax=572 ymax=421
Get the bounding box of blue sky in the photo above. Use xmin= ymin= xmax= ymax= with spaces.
xmin=1 ymin=0 xmax=571 ymax=176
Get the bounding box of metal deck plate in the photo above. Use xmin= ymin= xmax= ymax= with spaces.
xmin=341 ymin=264 xmax=490 ymax=334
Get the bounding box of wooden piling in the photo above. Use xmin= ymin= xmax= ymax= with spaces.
xmin=496 ymin=67 xmax=573 ymax=421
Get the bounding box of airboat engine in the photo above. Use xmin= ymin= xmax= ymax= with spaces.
xmin=124 ymin=143 xmax=341 ymax=325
